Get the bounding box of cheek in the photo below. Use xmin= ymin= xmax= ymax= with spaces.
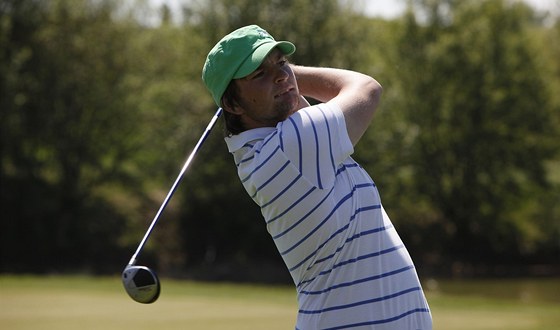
xmin=243 ymin=84 xmax=263 ymax=104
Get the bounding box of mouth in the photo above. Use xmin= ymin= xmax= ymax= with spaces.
xmin=275 ymin=87 xmax=295 ymax=98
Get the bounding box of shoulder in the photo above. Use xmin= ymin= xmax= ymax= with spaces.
xmin=225 ymin=127 xmax=276 ymax=153
xmin=279 ymin=103 xmax=345 ymax=139
xmin=289 ymin=103 xmax=344 ymax=125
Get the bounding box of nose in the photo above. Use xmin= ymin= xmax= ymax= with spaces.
xmin=274 ymin=66 xmax=289 ymax=83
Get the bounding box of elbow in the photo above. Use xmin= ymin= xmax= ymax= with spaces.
xmin=365 ymin=77 xmax=382 ymax=111
xmin=375 ymin=79 xmax=383 ymax=95
xmin=370 ymin=78 xmax=383 ymax=100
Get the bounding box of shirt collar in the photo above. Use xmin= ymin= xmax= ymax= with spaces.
xmin=225 ymin=127 xmax=276 ymax=153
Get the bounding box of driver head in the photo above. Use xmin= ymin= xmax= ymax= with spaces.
xmin=122 ymin=265 xmax=160 ymax=304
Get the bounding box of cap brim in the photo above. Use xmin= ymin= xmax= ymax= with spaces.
xmin=233 ymin=41 xmax=295 ymax=79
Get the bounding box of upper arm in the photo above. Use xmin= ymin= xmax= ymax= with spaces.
xmin=329 ymin=76 xmax=382 ymax=145
xmin=279 ymin=104 xmax=353 ymax=189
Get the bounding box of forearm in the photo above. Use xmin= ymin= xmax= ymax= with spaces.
xmin=291 ymin=65 xmax=378 ymax=102
xmin=291 ymin=64 xmax=382 ymax=145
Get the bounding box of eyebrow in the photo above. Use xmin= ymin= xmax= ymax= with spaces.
xmin=262 ymin=48 xmax=285 ymax=64
xmin=243 ymin=49 xmax=287 ymax=81
xmin=271 ymin=48 xmax=285 ymax=60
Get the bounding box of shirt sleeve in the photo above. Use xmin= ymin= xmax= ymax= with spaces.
xmin=277 ymin=102 xmax=354 ymax=189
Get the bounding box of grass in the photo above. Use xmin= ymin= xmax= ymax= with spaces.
xmin=426 ymin=278 xmax=560 ymax=330
xmin=0 ymin=275 xmax=296 ymax=330
xmin=1 ymin=275 xmax=559 ymax=329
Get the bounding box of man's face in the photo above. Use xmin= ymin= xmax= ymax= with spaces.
xmin=230 ymin=48 xmax=300 ymax=130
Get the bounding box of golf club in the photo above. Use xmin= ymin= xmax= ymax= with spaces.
xmin=122 ymin=108 xmax=223 ymax=304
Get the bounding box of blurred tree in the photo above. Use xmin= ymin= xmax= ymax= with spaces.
xmin=392 ymin=0 xmax=559 ymax=271
xmin=1 ymin=0 xmax=557 ymax=278
xmin=117 ymin=7 xmax=227 ymax=273
xmin=0 ymin=0 xmax=140 ymax=272
xmin=187 ymin=0 xmax=370 ymax=68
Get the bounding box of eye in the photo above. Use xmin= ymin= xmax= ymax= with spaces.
xmin=279 ymin=58 xmax=288 ymax=66
xmin=248 ymin=69 xmax=265 ymax=80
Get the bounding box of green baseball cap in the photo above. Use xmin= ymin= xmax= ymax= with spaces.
xmin=202 ymin=25 xmax=296 ymax=107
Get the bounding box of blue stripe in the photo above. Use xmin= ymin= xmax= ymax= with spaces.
xmin=266 ymin=161 xmax=365 ymax=225
xmin=240 ymin=145 xmax=280 ymax=183
xmin=250 ymin=160 xmax=290 ymax=199
xmin=297 ymin=244 xmax=405 ymax=288
xmin=328 ymin=244 xmax=406 ymax=274
xmin=238 ymin=129 xmax=278 ymax=167
xmin=279 ymin=122 xmax=284 ymax=151
xmin=299 ymin=286 xmax=422 ymax=314
xmin=273 ymin=187 xmax=335 ymax=242
xmin=321 ymin=308 xmax=431 ymax=329
xmin=318 ymin=107 xmax=337 ymax=176
xmin=287 ymin=117 xmax=303 ymax=173
xmin=236 ymin=143 xmax=259 ymax=166
xmin=303 ymin=220 xmax=390 ymax=272
xmin=302 ymin=111 xmax=322 ymax=189
xmin=261 ymin=173 xmax=302 ymax=208
xmin=346 ymin=223 xmax=392 ymax=240
xmin=237 ymin=154 xmax=255 ymax=166
xmin=266 ymin=186 xmax=316 ymax=224
xmin=300 ymin=265 xmax=414 ymax=295
xmin=336 ymin=163 xmax=360 ymax=175
xmin=276 ymin=182 xmax=375 ymax=254
xmin=262 ymin=129 xmax=278 ymax=147
xmin=276 ymin=184 xmax=354 ymax=246
xmin=288 ymin=205 xmax=382 ymax=272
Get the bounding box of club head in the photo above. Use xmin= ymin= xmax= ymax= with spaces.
xmin=122 ymin=265 xmax=161 ymax=304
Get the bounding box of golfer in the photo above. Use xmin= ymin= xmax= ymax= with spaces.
xmin=202 ymin=25 xmax=432 ymax=329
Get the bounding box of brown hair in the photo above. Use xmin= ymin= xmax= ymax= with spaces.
xmin=221 ymin=81 xmax=245 ymax=136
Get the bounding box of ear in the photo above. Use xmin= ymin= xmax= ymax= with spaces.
xmin=221 ymin=96 xmax=244 ymax=115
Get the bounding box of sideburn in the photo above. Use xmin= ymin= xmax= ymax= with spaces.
xmin=221 ymin=81 xmax=245 ymax=136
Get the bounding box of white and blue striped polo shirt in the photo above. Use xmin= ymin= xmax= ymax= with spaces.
xmin=225 ymin=103 xmax=432 ymax=329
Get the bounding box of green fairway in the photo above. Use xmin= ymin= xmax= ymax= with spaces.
xmin=1 ymin=275 xmax=558 ymax=329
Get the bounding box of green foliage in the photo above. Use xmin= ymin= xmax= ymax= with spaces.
xmin=0 ymin=0 xmax=139 ymax=272
xmin=1 ymin=275 xmax=560 ymax=330
xmin=388 ymin=0 xmax=559 ymax=266
xmin=0 ymin=0 xmax=558 ymax=277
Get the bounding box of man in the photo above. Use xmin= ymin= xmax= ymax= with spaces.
xmin=202 ymin=25 xmax=432 ymax=329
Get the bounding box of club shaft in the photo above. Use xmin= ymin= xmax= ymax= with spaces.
xmin=127 ymin=108 xmax=223 ymax=266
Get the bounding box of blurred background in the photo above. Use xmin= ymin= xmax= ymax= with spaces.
xmin=1 ymin=0 xmax=559 ymax=284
